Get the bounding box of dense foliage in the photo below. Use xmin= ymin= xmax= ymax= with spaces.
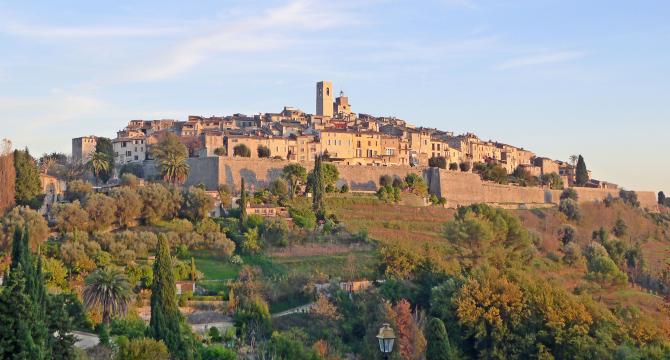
xmin=0 ymin=139 xmax=16 ymax=214
xmin=13 ymin=148 xmax=43 ymax=209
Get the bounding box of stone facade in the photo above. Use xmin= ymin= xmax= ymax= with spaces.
xmin=316 ymin=81 xmax=334 ymax=118
xmin=181 ymin=157 xmax=659 ymax=211
xmin=72 ymin=136 xmax=97 ymax=164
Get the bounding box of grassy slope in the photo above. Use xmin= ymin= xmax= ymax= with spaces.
xmin=329 ymin=194 xmax=670 ymax=335
xmin=328 ymin=194 xmax=456 ymax=249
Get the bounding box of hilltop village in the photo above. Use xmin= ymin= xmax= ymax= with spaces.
xmin=2 ymin=81 xmax=669 ymax=360
xmin=72 ymin=81 xmax=612 ymax=191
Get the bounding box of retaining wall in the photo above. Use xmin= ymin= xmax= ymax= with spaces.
xmin=181 ymin=157 xmax=659 ymax=211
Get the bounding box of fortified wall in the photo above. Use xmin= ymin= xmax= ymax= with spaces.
xmin=182 ymin=157 xmax=659 ymax=211
xmin=184 ymin=157 xmax=423 ymax=192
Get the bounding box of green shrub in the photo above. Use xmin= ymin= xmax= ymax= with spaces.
xmin=289 ymin=206 xmax=316 ymax=229
xmin=558 ymin=199 xmax=580 ymax=221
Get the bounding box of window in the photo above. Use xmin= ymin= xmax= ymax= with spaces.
xmin=126 ymin=151 xmax=131 ymax=156
xmin=134 ymin=156 xmax=138 ymax=160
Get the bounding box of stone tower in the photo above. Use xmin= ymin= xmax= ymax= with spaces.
xmin=316 ymin=81 xmax=333 ymax=117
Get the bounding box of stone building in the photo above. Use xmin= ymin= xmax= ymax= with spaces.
xmin=316 ymin=81 xmax=334 ymax=118
xmin=534 ymin=157 xmax=560 ymax=177
xmin=113 ymin=132 xmax=147 ymax=165
xmin=72 ymin=136 xmax=97 ymax=164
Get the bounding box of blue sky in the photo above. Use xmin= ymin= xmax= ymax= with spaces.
xmin=1 ymin=0 xmax=668 ymax=192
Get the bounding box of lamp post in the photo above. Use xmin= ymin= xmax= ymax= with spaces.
xmin=376 ymin=323 xmax=396 ymax=360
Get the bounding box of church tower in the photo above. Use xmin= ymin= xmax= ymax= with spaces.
xmin=316 ymin=81 xmax=333 ymax=117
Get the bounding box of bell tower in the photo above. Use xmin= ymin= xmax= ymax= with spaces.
xmin=316 ymin=81 xmax=333 ymax=117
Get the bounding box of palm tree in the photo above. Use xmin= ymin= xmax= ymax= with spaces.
xmin=158 ymin=152 xmax=190 ymax=185
xmin=82 ymin=267 xmax=132 ymax=325
xmin=87 ymin=151 xmax=111 ymax=184
xmin=152 ymin=133 xmax=190 ymax=185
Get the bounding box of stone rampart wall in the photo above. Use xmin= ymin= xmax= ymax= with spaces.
xmin=182 ymin=157 xmax=658 ymax=211
xmin=185 ymin=157 xmax=428 ymax=192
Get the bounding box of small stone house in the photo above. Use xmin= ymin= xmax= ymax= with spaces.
xmin=176 ymin=281 xmax=195 ymax=295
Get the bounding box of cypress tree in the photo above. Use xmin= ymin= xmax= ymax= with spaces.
xmin=190 ymin=257 xmax=197 ymax=281
xmin=46 ymin=294 xmax=76 ymax=360
xmin=13 ymin=148 xmax=42 ymax=209
xmin=575 ymin=155 xmax=588 ymax=186
xmin=239 ymin=178 xmax=247 ymax=227
xmin=150 ymin=235 xmax=195 ymax=359
xmin=659 ymin=191 xmax=666 ymax=205
xmin=312 ymin=154 xmax=326 ymax=221
xmin=10 ymin=227 xmax=29 ymax=271
xmin=0 ymin=264 xmax=42 ymax=359
xmin=426 ymin=317 xmax=451 ymax=360
xmin=2 ymin=226 xmax=72 ymax=359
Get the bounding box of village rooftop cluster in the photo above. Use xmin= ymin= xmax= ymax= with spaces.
xmin=73 ymin=81 xmax=612 ymax=189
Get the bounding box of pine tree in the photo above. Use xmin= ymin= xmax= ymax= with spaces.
xmin=150 ymin=235 xmax=196 ymax=359
xmin=239 ymin=178 xmax=247 ymax=227
xmin=575 ymin=155 xmax=588 ymax=186
xmin=659 ymin=191 xmax=666 ymax=206
xmin=312 ymin=154 xmax=326 ymax=221
xmin=426 ymin=317 xmax=451 ymax=360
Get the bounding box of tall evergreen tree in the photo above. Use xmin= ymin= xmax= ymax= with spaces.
xmin=659 ymin=191 xmax=666 ymax=206
xmin=239 ymin=178 xmax=247 ymax=227
xmin=426 ymin=317 xmax=451 ymax=360
xmin=10 ymin=227 xmax=30 ymax=271
xmin=312 ymin=154 xmax=326 ymax=221
xmin=150 ymin=235 xmax=196 ymax=359
xmin=575 ymin=155 xmax=588 ymax=186
xmin=46 ymin=294 xmax=76 ymax=360
xmin=0 ymin=264 xmax=43 ymax=359
xmin=1 ymin=226 xmax=48 ymax=359
xmin=13 ymin=148 xmax=42 ymax=209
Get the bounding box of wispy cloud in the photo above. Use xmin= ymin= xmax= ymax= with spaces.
xmin=495 ymin=51 xmax=585 ymax=70
xmin=1 ymin=22 xmax=181 ymax=38
xmin=0 ymin=94 xmax=108 ymax=127
xmin=126 ymin=0 xmax=363 ymax=81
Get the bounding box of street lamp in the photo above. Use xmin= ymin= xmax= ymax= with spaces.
xmin=376 ymin=323 xmax=396 ymax=359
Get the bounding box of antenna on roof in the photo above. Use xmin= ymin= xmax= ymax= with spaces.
xmin=340 ymin=90 xmax=344 ymax=97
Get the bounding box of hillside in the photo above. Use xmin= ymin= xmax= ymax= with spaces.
xmin=329 ymin=194 xmax=670 ymax=338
